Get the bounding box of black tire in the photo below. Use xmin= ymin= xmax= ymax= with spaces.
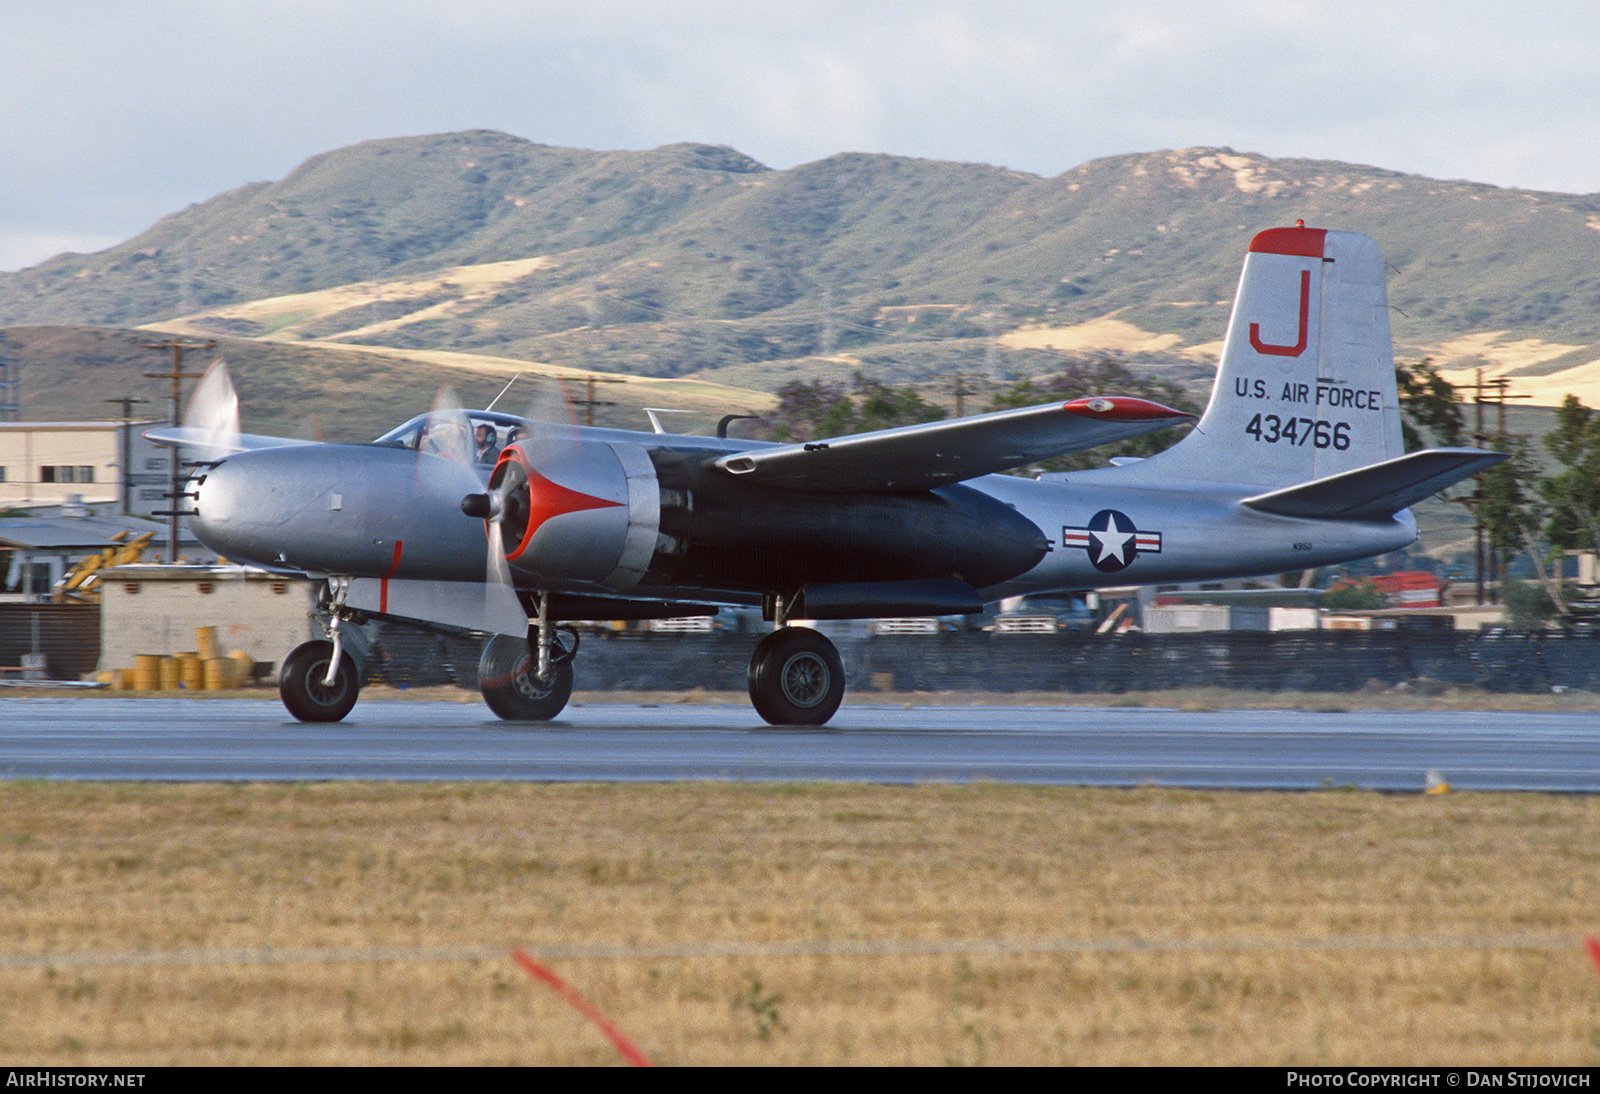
xmin=279 ymin=640 xmax=360 ymax=723
xmin=748 ymin=626 xmax=845 ymax=725
xmin=478 ymin=633 xmax=574 ymax=721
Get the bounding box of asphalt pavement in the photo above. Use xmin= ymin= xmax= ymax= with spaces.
xmin=2 ymin=696 xmax=1595 ymax=790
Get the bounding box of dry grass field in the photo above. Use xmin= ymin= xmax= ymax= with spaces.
xmin=0 ymin=780 xmax=1595 ymax=1066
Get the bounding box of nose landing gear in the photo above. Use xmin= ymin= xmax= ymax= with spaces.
xmin=281 ymin=577 xmax=363 ymax=722
xmin=279 ymin=639 xmax=360 ymax=722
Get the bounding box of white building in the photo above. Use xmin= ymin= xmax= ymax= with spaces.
xmin=97 ymin=564 xmax=318 ymax=678
xmin=0 ymin=420 xmax=169 ymax=515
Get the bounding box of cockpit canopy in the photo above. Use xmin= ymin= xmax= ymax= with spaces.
xmin=372 ymin=410 xmax=530 ymax=466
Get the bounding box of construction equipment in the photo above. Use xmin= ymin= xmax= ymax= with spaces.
xmin=51 ymin=531 xmax=156 ymax=603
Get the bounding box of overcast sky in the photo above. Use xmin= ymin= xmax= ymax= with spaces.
xmin=2 ymin=0 xmax=1596 ymax=271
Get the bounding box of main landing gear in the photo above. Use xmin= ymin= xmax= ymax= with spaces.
xmin=748 ymin=626 xmax=845 ymax=726
xmin=473 ymin=619 xmax=846 ymax=726
xmin=477 ymin=631 xmax=575 ymax=721
xmin=478 ymin=590 xmax=578 ymax=722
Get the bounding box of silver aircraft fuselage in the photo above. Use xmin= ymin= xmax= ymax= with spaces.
xmin=189 ymin=428 xmax=1415 ymax=614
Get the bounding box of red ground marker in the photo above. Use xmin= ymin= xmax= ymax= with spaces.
xmin=1585 ymin=937 xmax=1600 ymax=976
xmin=511 ymin=946 xmax=655 ymax=1066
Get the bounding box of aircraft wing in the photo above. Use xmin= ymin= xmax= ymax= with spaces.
xmin=1240 ymin=448 xmax=1506 ymax=520
xmin=709 ymin=397 xmax=1192 ymax=492
xmin=143 ymin=426 xmax=318 ymax=453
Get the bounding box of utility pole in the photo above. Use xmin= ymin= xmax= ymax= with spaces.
xmin=104 ymin=396 xmax=151 ymax=517
xmin=950 ymin=371 xmax=976 ymax=418
xmin=983 ymin=316 xmax=1003 ymax=381
xmin=573 ymin=374 xmax=626 ymax=427
xmin=143 ymin=339 xmax=212 ymax=562
xmin=1465 ymin=368 xmax=1530 ymax=604
xmin=819 ymin=281 xmax=836 ymax=357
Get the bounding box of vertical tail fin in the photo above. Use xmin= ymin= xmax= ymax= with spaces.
xmin=1138 ymin=224 xmax=1404 ymax=488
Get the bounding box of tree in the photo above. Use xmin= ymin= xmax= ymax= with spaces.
xmin=1539 ymin=395 xmax=1600 ymax=554
xmin=761 ymin=373 xmax=945 ymax=443
xmin=1480 ymin=434 xmax=1565 ymax=617
xmin=1502 ymin=578 xmax=1559 ymax=630
xmin=1395 ymin=359 xmax=1550 ymax=611
xmin=1324 ymin=579 xmax=1384 ymax=610
xmin=1395 ymin=358 xmax=1465 ymax=450
xmin=851 ymin=376 xmax=946 ymax=433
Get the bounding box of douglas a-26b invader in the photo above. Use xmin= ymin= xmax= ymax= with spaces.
xmin=155 ymin=224 xmax=1502 ymax=725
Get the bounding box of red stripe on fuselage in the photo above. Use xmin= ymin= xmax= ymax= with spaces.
xmin=380 ymin=540 xmax=403 ymax=613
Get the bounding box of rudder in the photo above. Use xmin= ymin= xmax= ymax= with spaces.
xmin=1138 ymin=224 xmax=1404 ymax=488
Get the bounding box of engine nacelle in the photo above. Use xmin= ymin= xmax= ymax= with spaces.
xmin=482 ymin=437 xmax=1048 ymax=601
xmin=486 ymin=439 xmax=659 ymax=591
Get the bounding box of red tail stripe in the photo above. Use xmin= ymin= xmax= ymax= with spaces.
xmin=1249 ymin=225 xmax=1328 ymax=257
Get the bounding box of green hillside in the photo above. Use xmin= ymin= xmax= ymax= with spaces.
xmin=0 ymin=325 xmax=773 ymax=443
xmin=4 ymin=131 xmax=1600 ymax=415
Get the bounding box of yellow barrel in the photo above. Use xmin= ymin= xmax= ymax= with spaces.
xmin=158 ymin=656 xmax=180 ymax=690
xmin=134 ymin=654 xmax=162 ymax=691
xmin=196 ymin=626 xmax=220 ymax=662
xmin=178 ymin=654 xmax=204 ymax=691
xmin=109 ymin=668 xmax=131 ymax=691
xmin=203 ymin=657 xmax=234 ymax=690
xmin=230 ymin=650 xmax=254 ymax=687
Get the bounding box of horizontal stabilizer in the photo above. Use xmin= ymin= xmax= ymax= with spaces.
xmin=1240 ymin=448 xmax=1506 ymax=520
xmin=712 ymin=397 xmax=1190 ymax=492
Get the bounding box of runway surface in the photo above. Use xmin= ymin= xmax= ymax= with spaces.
xmin=2 ymin=696 xmax=1596 ymax=790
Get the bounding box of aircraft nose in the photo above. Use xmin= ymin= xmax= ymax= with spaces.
xmin=186 ymin=443 xmax=490 ymax=578
xmin=187 ymin=458 xmax=230 ymax=548
xmin=187 ymin=453 xmax=293 ymax=564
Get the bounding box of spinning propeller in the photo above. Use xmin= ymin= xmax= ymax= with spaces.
xmin=460 ymin=377 xmax=584 ymax=638
xmin=181 ymin=358 xmax=242 ymax=459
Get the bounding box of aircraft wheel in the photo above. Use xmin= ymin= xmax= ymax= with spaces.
xmin=478 ymin=634 xmax=573 ymax=721
xmin=748 ymin=626 xmax=845 ymax=725
xmin=279 ymin=640 xmax=360 ymax=723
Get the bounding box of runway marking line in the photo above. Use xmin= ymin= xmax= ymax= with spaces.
xmin=511 ymin=945 xmax=654 ymax=1066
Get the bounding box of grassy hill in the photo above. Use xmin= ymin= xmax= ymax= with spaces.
xmin=0 ymin=325 xmax=773 ymax=442
xmin=4 ymin=131 xmax=1600 ymax=419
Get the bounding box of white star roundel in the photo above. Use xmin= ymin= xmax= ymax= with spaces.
xmin=1061 ymin=509 xmax=1163 ymax=573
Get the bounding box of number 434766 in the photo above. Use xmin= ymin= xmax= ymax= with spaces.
xmin=1245 ymin=414 xmax=1351 ymax=450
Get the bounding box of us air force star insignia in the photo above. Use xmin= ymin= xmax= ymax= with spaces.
xmin=1061 ymin=509 xmax=1162 ymax=573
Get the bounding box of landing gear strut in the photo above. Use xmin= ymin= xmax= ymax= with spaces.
xmin=748 ymin=626 xmax=845 ymax=725
xmin=280 ymin=577 xmax=363 ymax=722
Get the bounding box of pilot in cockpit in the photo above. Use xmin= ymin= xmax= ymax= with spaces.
xmin=474 ymin=423 xmax=499 ymax=463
